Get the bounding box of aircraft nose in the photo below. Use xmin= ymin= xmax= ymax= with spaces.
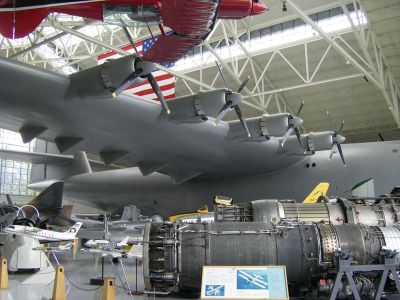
xmin=251 ymin=1 xmax=268 ymax=15
xmin=336 ymin=135 xmax=346 ymax=144
xmin=291 ymin=116 xmax=303 ymax=128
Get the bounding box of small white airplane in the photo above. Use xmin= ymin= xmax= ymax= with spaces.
xmin=81 ymin=243 xmax=142 ymax=259
xmin=3 ymin=222 xmax=82 ymax=243
xmin=32 ymin=242 xmax=73 ymax=253
xmin=85 ymin=236 xmax=130 ymax=249
xmin=238 ymin=271 xmax=268 ymax=289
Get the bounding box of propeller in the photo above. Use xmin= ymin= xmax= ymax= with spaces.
xmin=113 ymin=26 xmax=171 ymax=115
xmin=329 ymin=121 xmax=346 ymax=165
xmin=281 ymin=101 xmax=304 ymax=148
xmin=214 ymin=62 xmax=251 ymax=138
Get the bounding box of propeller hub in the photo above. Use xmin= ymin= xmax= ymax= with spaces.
xmin=335 ymin=134 xmax=346 ymax=144
xmin=289 ymin=116 xmax=303 ymax=128
xmin=226 ymin=92 xmax=243 ymax=106
xmin=135 ymin=59 xmax=156 ymax=76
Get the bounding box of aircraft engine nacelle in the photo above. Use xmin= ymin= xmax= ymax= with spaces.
xmin=65 ymin=55 xmax=144 ymax=100
xmin=307 ymin=131 xmax=335 ymax=151
xmin=167 ymin=89 xmax=228 ymax=123
xmin=226 ymin=113 xmax=299 ymax=142
xmin=260 ymin=113 xmax=292 ymax=136
xmin=280 ymin=131 xmax=345 ymax=155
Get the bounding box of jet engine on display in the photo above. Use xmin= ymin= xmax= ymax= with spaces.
xmin=142 ymin=196 xmax=400 ymax=298
xmin=220 ymin=197 xmax=400 ymax=226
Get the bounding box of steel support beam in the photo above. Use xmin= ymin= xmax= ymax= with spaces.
xmin=285 ymin=0 xmax=400 ymax=127
xmin=52 ymin=24 xmax=131 ymax=56
xmin=247 ymin=73 xmax=365 ymax=98
xmin=203 ymin=41 xmax=263 ymax=111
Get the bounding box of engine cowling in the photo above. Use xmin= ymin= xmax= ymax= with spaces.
xmin=280 ymin=131 xmax=345 ymax=154
xmin=65 ymin=55 xmax=144 ymax=100
xmin=226 ymin=113 xmax=302 ymax=142
xmin=167 ymin=89 xmax=228 ymax=123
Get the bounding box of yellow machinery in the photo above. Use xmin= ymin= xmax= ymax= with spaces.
xmin=303 ymin=182 xmax=329 ymax=203
xmin=169 ymin=205 xmax=209 ymax=222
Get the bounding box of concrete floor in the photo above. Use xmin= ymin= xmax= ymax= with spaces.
xmin=0 ymin=246 xmax=183 ymax=300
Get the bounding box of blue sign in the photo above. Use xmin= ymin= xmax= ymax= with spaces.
xmin=237 ymin=269 xmax=269 ymax=290
xmin=205 ymin=285 xmax=225 ymax=296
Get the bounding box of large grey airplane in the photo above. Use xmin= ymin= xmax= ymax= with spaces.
xmin=0 ymin=56 xmax=399 ymax=217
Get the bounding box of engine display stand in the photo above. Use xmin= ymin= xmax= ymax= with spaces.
xmin=329 ymin=252 xmax=400 ymax=300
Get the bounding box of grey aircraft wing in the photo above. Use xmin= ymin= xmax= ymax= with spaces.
xmin=0 ymin=56 xmax=343 ymax=184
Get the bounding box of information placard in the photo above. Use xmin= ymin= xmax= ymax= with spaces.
xmin=200 ymin=266 xmax=289 ymax=300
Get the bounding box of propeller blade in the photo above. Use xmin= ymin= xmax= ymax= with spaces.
xmin=378 ymin=133 xmax=384 ymax=141
xmin=214 ymin=102 xmax=232 ymax=123
xmin=237 ymin=76 xmax=250 ymax=94
xmin=281 ymin=125 xmax=294 ymax=146
xmin=337 ymin=143 xmax=346 ymax=165
xmin=215 ymin=62 xmax=230 ymax=90
xmin=147 ymin=73 xmax=171 ymax=115
xmin=296 ymin=101 xmax=305 ymax=117
xmin=338 ymin=121 xmax=344 ymax=134
xmin=294 ymin=128 xmax=303 ymax=150
xmin=234 ymin=105 xmax=251 ymax=138
xmin=112 ymin=68 xmax=143 ymax=97
xmin=329 ymin=142 xmax=338 ymax=159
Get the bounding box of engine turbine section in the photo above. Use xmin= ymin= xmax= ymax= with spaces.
xmin=249 ymin=198 xmax=400 ymax=226
xmin=143 ymin=222 xmax=400 ymax=298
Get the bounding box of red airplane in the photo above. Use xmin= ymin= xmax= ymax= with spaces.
xmin=0 ymin=0 xmax=268 ymax=63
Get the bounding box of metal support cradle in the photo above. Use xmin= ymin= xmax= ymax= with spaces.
xmin=330 ymin=251 xmax=400 ymax=300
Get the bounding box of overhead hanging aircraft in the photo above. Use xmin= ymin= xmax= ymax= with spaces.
xmin=0 ymin=0 xmax=268 ymax=111
xmin=0 ymin=56 xmax=398 ymax=217
xmin=0 ymin=0 xmax=267 ymax=64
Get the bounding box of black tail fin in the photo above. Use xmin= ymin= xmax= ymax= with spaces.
xmin=27 ymin=182 xmax=64 ymax=210
xmin=23 ymin=182 xmax=64 ymax=223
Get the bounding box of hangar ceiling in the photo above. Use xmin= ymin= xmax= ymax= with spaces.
xmin=0 ymin=0 xmax=399 ymax=143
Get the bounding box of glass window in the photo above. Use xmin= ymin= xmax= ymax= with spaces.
xmin=282 ymin=20 xmax=293 ymax=31
xmin=0 ymin=129 xmax=36 ymax=196
xmin=293 ymin=18 xmax=305 ymax=27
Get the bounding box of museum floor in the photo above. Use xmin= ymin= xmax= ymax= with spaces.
xmin=0 ymin=249 xmax=178 ymax=300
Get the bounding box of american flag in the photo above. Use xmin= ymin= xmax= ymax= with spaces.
xmin=97 ymin=37 xmax=175 ymax=101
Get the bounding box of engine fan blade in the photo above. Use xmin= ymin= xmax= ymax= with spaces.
xmin=215 ymin=62 xmax=230 ymax=90
xmin=112 ymin=68 xmax=144 ymax=97
xmin=214 ymin=102 xmax=232 ymax=124
xmin=281 ymin=125 xmax=294 ymax=146
xmin=337 ymin=143 xmax=346 ymax=165
xmin=234 ymin=105 xmax=251 ymax=138
xmin=147 ymin=73 xmax=171 ymax=115
xmin=237 ymin=76 xmax=250 ymax=94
